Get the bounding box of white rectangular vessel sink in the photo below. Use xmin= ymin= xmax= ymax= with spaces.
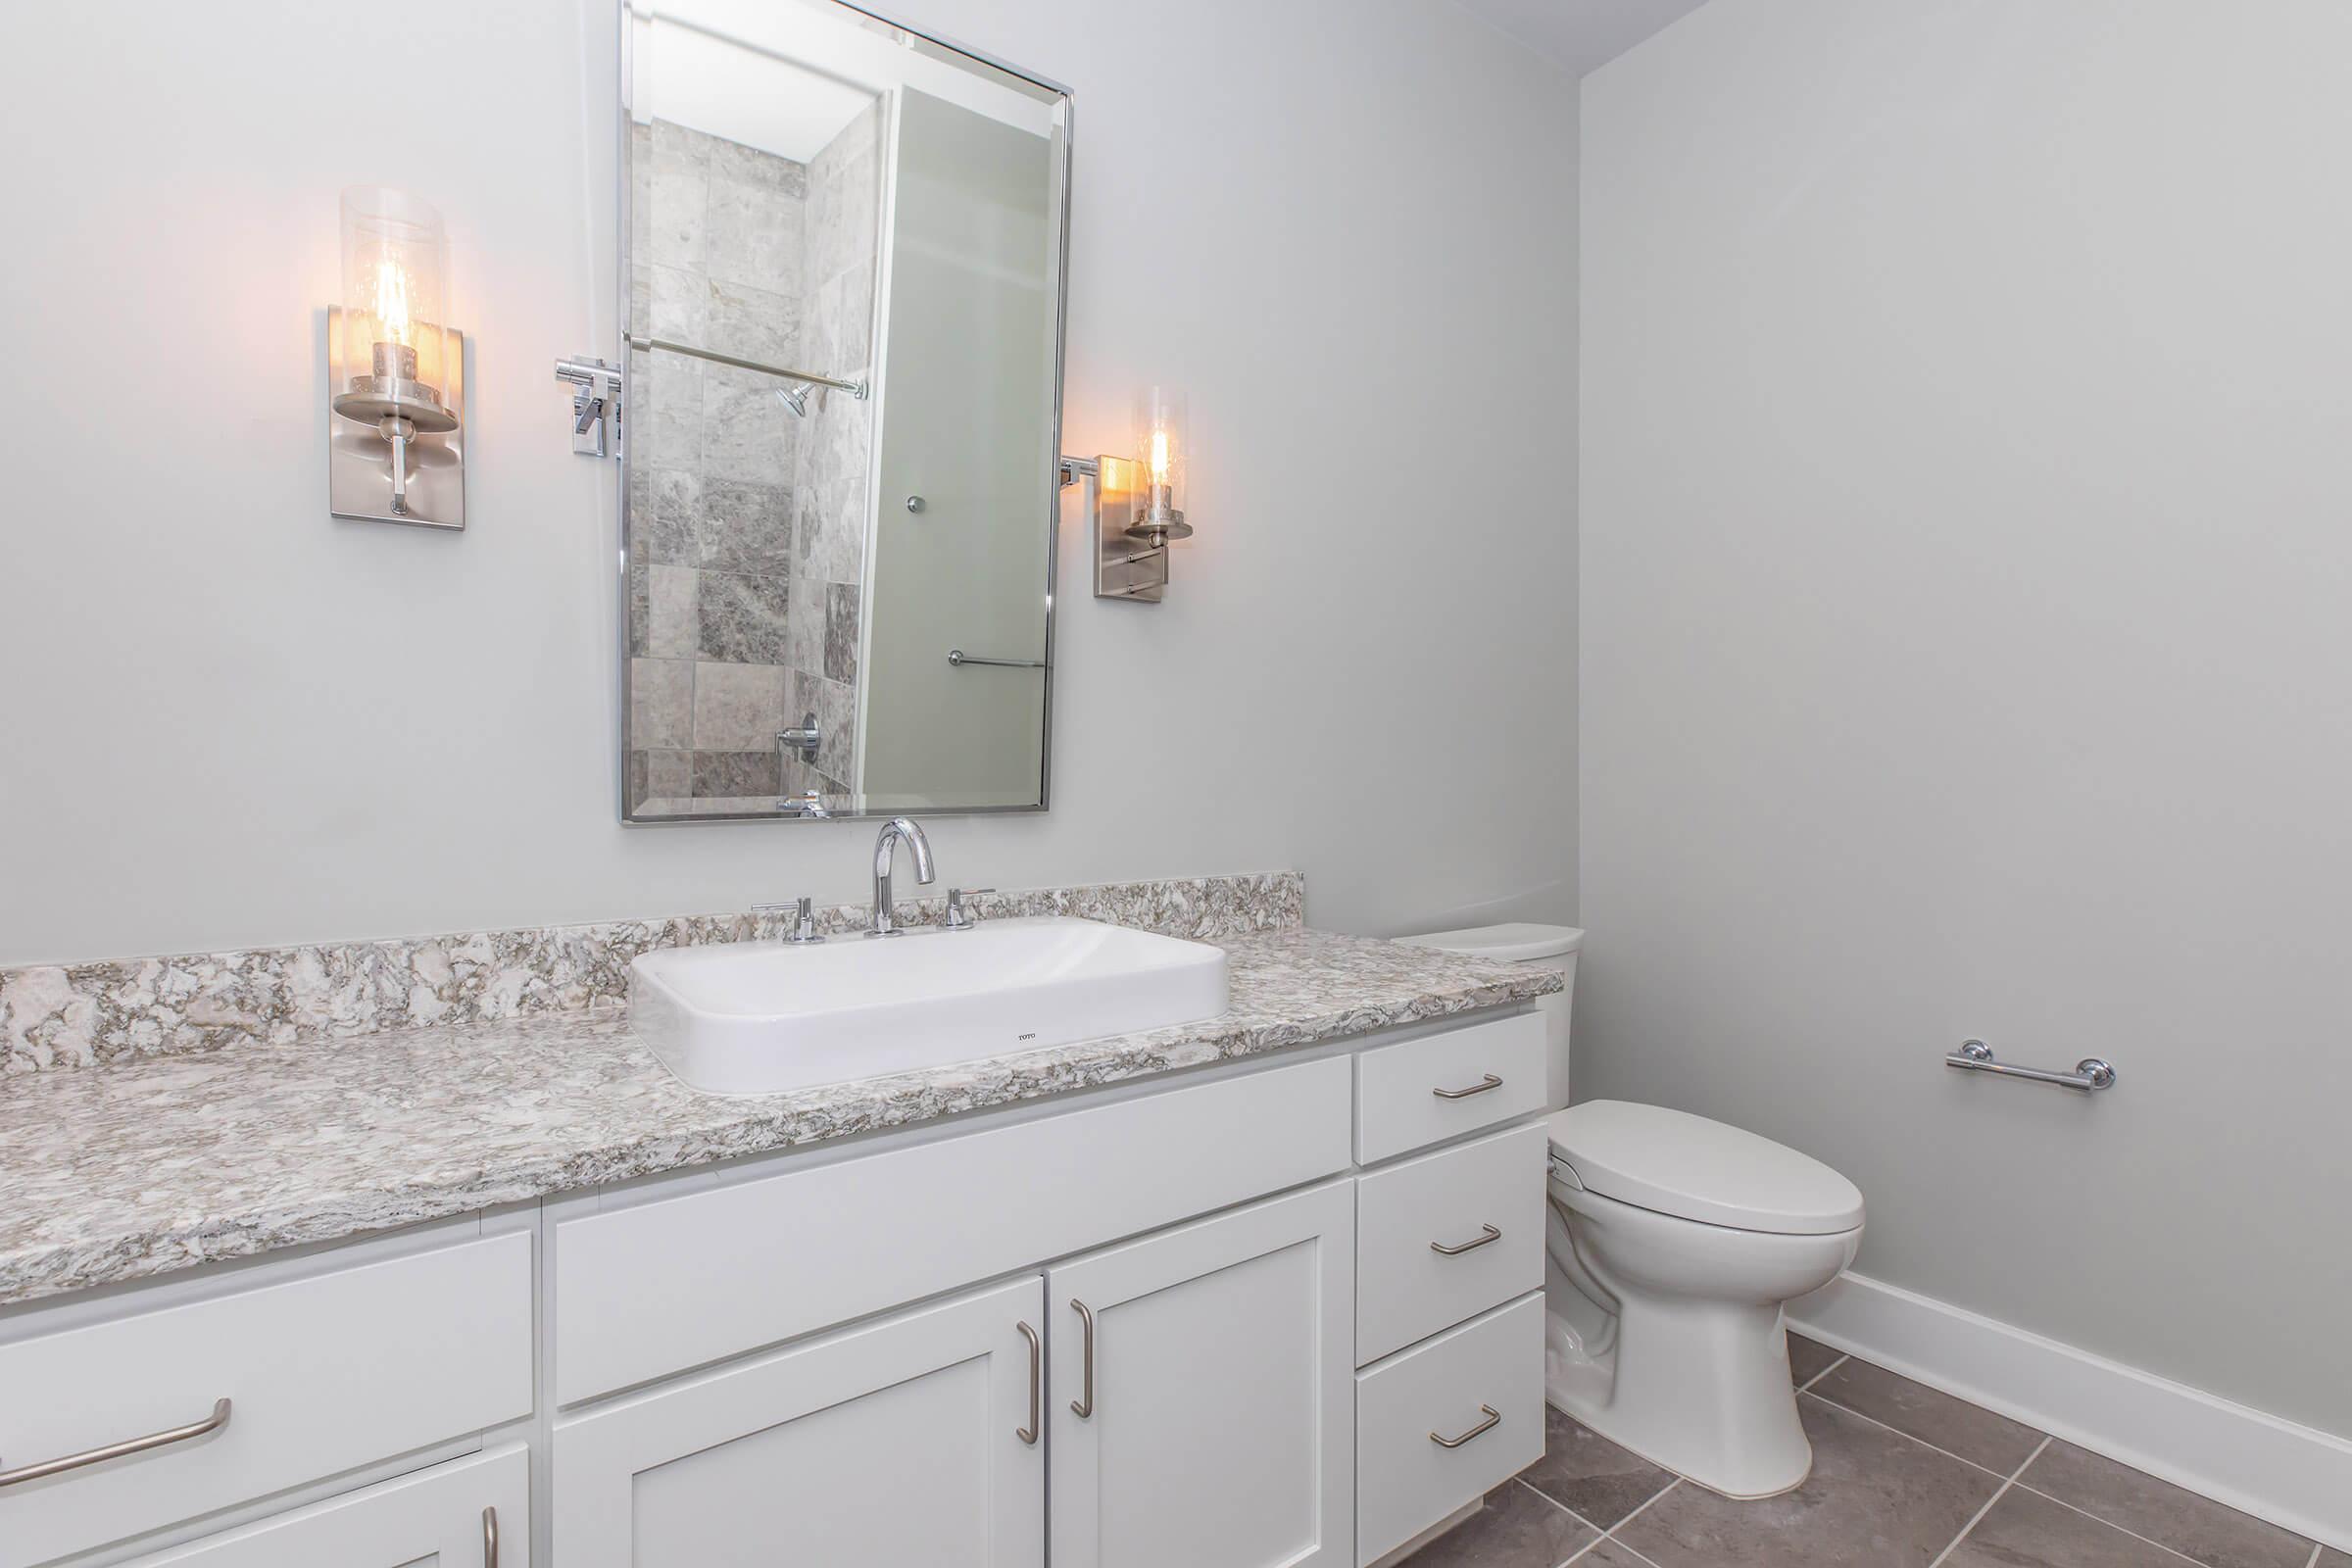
xmin=630 ymin=917 xmax=1232 ymax=1095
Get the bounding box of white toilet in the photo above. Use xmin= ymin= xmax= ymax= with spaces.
xmin=1401 ymin=923 xmax=1865 ymax=1500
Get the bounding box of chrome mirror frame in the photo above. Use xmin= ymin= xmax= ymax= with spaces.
xmin=612 ymin=0 xmax=1072 ymax=824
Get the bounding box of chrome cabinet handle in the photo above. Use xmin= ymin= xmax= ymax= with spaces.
xmin=1015 ymin=1321 xmax=1042 ymax=1445
xmin=1432 ymin=1073 xmax=1503 ymax=1100
xmin=1069 ymin=1299 xmax=1096 ymax=1418
xmin=1430 ymin=1223 xmax=1503 ymax=1256
xmin=0 ymin=1397 xmax=231 ymax=1488
xmin=1430 ymin=1404 xmax=1501 ymax=1449
xmin=482 ymin=1504 xmax=499 ymax=1568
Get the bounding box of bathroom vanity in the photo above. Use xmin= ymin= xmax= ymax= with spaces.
xmin=0 ymin=913 xmax=1560 ymax=1568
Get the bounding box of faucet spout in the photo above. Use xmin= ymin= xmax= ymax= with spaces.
xmin=868 ymin=817 xmax=936 ymax=937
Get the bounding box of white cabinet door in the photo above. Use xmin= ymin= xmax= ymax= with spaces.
xmin=1049 ymin=1180 xmax=1355 ymax=1568
xmin=554 ymin=1275 xmax=1046 ymax=1568
xmin=122 ymin=1445 xmax=526 ymax=1567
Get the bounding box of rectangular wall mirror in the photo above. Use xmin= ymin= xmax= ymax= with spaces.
xmin=618 ymin=0 xmax=1069 ymax=822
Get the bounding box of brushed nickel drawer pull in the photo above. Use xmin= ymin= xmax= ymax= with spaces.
xmin=1430 ymin=1404 xmax=1501 ymax=1449
xmin=1430 ymin=1223 xmax=1503 ymax=1256
xmin=0 ymin=1397 xmax=231 ymax=1488
xmin=1069 ymin=1298 xmax=1096 ymax=1418
xmin=1015 ymin=1321 xmax=1043 ymax=1445
xmin=1432 ymin=1073 xmax=1503 ymax=1100
xmin=483 ymin=1504 xmax=499 ymax=1568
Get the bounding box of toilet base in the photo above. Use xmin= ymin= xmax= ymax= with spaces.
xmin=1544 ymin=1302 xmax=1813 ymax=1501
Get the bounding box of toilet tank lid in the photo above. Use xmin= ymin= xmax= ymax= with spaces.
xmin=1547 ymin=1101 xmax=1865 ymax=1236
xmin=1397 ymin=922 xmax=1584 ymax=963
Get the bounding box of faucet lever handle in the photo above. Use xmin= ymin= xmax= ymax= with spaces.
xmin=753 ymin=896 xmax=824 ymax=943
xmin=943 ymin=887 xmax=997 ymax=930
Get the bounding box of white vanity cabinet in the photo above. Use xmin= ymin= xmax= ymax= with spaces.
xmin=8 ymin=1004 xmax=1553 ymax=1568
xmin=1048 ymin=1181 xmax=1355 ymax=1568
xmin=553 ymin=1277 xmax=1047 ymax=1567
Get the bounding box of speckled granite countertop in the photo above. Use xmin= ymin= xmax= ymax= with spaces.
xmin=0 ymin=928 xmax=1558 ymax=1307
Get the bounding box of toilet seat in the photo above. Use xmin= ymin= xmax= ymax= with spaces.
xmin=1547 ymin=1101 xmax=1864 ymax=1236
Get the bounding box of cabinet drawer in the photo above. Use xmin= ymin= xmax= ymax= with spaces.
xmin=0 ymin=1234 xmax=533 ymax=1568
xmin=121 ymin=1445 xmax=529 ymax=1567
xmin=555 ymin=1055 xmax=1352 ymax=1404
xmin=1355 ymin=1293 xmax=1545 ymax=1567
xmin=1355 ymin=1123 xmax=1546 ymax=1365
xmin=1355 ymin=1011 xmax=1546 ymax=1164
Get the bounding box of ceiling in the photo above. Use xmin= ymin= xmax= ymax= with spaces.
xmin=1452 ymin=0 xmax=1710 ymax=77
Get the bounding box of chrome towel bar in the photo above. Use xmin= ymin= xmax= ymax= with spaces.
xmin=1945 ymin=1039 xmax=2116 ymax=1092
xmin=948 ymin=649 xmax=1046 ymax=668
xmin=626 ymin=335 xmax=867 ymax=399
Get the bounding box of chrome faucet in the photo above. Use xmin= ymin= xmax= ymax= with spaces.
xmin=867 ymin=816 xmax=935 ymax=937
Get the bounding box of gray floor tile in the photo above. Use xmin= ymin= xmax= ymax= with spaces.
xmin=1399 ymin=1482 xmax=1597 ymax=1568
xmin=1942 ymin=1485 xmax=2182 ymax=1567
xmin=1788 ymin=1333 xmax=1843 ymax=1386
xmin=1808 ymin=1357 xmax=2044 ymax=1472
xmin=2019 ymin=1443 xmax=2313 ymax=1568
xmin=1521 ymin=1406 xmax=1677 ymax=1529
xmin=2316 ymin=1550 xmax=2350 ymax=1566
xmin=1611 ymin=1395 xmax=2002 ymax=1568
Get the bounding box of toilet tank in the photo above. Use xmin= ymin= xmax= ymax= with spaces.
xmin=1396 ymin=922 xmax=1583 ymax=1110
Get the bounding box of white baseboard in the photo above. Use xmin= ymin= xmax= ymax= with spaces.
xmin=1788 ymin=1271 xmax=2352 ymax=1553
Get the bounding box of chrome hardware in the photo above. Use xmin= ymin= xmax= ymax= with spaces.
xmin=1430 ymin=1223 xmax=1502 ymax=1257
xmin=1945 ymin=1039 xmax=2117 ymax=1093
xmin=482 ymin=1504 xmax=499 ymax=1568
xmin=777 ymin=788 xmax=829 ymax=818
xmin=906 ymin=495 xmax=925 ymax=513
xmin=944 ymin=887 xmax=996 ymax=931
xmin=868 ymin=817 xmax=936 ymax=938
xmin=1015 ymin=1321 xmax=1042 ymax=1445
xmin=1432 ymin=1073 xmax=1503 ymax=1101
xmin=554 ymin=356 xmax=622 ymax=458
xmin=754 ymin=896 xmax=824 ymax=944
xmin=627 ymin=335 xmax=866 ymax=400
xmin=948 ymin=649 xmax=1048 ymax=669
xmin=778 ymin=715 xmax=821 ymax=765
xmin=1429 ymin=1405 xmax=1501 ymax=1449
xmin=0 ymin=1397 xmax=231 ymax=1488
xmin=1069 ymin=1298 xmax=1096 ymax=1418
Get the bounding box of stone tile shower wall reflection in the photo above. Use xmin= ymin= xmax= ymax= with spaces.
xmin=624 ymin=114 xmax=879 ymax=814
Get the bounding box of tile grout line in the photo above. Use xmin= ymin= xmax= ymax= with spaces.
xmin=2005 ymin=1477 xmax=2297 ymax=1568
xmin=2304 ymin=1548 xmax=2324 ymax=1568
xmin=1926 ymin=1433 xmax=2049 ymax=1568
xmin=1795 ymin=1350 xmax=1849 ymax=1393
xmin=1795 ymin=1388 xmax=2026 ymax=1485
xmin=1588 ymin=1476 xmax=1681 ymax=1562
xmin=1514 ymin=1475 xmax=1607 ymax=1540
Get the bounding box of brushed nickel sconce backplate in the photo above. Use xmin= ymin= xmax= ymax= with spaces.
xmin=1063 ymin=455 xmax=1169 ymax=601
xmin=327 ymin=309 xmax=467 ymax=530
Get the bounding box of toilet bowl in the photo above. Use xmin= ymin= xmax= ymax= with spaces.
xmin=1543 ymin=1101 xmax=1863 ymax=1498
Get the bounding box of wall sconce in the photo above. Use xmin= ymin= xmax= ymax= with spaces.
xmin=327 ymin=187 xmax=466 ymax=529
xmin=1061 ymin=385 xmax=1194 ymax=602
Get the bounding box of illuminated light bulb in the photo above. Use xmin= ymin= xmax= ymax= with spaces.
xmin=374 ymin=257 xmax=413 ymax=349
xmin=1149 ymin=428 xmax=1171 ymax=485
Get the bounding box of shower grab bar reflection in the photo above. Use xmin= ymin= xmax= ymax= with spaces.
xmin=947 ymin=650 xmax=1047 ymax=669
xmin=626 ymin=335 xmax=866 ymax=399
xmin=1944 ymin=1039 xmax=2116 ymax=1092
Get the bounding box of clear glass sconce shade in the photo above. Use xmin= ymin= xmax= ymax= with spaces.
xmin=1130 ymin=386 xmax=1191 ymax=542
xmin=335 ymin=186 xmax=455 ymax=427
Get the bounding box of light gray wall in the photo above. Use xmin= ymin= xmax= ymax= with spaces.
xmin=0 ymin=0 xmax=1576 ymax=963
xmin=1580 ymin=0 xmax=2352 ymax=1435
